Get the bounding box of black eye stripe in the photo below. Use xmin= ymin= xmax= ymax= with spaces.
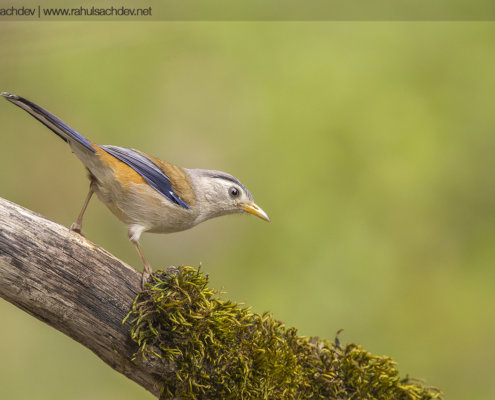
xmin=198 ymin=170 xmax=254 ymax=201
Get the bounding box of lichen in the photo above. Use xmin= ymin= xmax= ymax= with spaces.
xmin=125 ymin=266 xmax=443 ymax=400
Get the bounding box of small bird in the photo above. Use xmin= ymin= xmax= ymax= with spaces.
xmin=2 ymin=92 xmax=270 ymax=286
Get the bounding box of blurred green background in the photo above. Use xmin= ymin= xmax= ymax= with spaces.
xmin=0 ymin=22 xmax=494 ymax=400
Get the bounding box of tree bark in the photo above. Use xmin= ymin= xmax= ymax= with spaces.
xmin=0 ymin=197 xmax=445 ymax=400
xmin=0 ymin=197 xmax=160 ymax=397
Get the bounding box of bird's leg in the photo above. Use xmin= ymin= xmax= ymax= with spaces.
xmin=128 ymin=225 xmax=151 ymax=288
xmin=70 ymin=187 xmax=94 ymax=237
xmin=132 ymin=241 xmax=152 ymax=288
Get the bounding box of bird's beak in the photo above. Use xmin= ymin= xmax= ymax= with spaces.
xmin=242 ymin=202 xmax=271 ymax=222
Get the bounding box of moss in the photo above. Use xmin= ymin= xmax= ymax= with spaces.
xmin=125 ymin=266 xmax=443 ymax=400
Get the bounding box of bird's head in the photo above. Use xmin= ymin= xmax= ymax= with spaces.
xmin=188 ymin=169 xmax=270 ymax=224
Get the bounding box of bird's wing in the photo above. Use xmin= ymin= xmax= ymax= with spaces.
xmin=100 ymin=145 xmax=190 ymax=209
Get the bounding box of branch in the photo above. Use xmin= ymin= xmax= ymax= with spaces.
xmin=0 ymin=197 xmax=160 ymax=397
xmin=0 ymin=197 xmax=443 ymax=399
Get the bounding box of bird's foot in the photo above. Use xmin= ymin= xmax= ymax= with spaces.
xmin=141 ymin=270 xmax=151 ymax=289
xmin=70 ymin=222 xmax=86 ymax=237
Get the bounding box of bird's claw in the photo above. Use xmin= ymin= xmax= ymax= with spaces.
xmin=70 ymin=223 xmax=86 ymax=237
xmin=141 ymin=271 xmax=151 ymax=289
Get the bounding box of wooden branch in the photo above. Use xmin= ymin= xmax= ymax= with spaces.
xmin=0 ymin=197 xmax=444 ymax=399
xmin=0 ymin=197 xmax=161 ymax=397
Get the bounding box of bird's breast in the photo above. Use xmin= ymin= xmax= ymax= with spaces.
xmin=93 ymin=177 xmax=199 ymax=233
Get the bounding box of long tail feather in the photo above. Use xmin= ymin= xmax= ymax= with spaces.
xmin=1 ymin=92 xmax=95 ymax=153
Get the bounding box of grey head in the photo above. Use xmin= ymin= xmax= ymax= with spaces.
xmin=186 ymin=169 xmax=270 ymax=225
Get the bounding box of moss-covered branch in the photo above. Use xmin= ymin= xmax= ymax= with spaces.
xmin=0 ymin=197 xmax=443 ymax=399
xmin=126 ymin=267 xmax=443 ymax=400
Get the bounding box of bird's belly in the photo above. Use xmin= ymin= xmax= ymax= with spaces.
xmin=93 ymin=177 xmax=198 ymax=233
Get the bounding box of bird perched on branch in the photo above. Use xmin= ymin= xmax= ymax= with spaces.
xmin=2 ymin=92 xmax=270 ymax=287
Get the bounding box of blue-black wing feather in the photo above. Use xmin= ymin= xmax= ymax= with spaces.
xmin=100 ymin=145 xmax=190 ymax=209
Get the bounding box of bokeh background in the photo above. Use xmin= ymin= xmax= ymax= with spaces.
xmin=0 ymin=22 xmax=494 ymax=400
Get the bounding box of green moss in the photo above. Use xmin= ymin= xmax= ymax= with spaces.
xmin=125 ymin=266 xmax=443 ymax=400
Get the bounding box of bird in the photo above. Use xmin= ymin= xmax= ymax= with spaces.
xmin=2 ymin=92 xmax=270 ymax=287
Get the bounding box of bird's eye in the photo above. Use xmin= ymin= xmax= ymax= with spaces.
xmin=229 ymin=187 xmax=240 ymax=198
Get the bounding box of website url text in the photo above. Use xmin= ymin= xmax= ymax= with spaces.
xmin=0 ymin=6 xmax=152 ymax=18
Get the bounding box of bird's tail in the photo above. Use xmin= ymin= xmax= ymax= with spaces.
xmin=1 ymin=92 xmax=95 ymax=153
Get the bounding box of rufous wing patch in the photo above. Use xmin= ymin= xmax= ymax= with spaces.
xmin=142 ymin=152 xmax=197 ymax=206
xmin=94 ymin=145 xmax=147 ymax=186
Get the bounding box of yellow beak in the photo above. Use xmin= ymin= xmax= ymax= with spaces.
xmin=242 ymin=202 xmax=271 ymax=222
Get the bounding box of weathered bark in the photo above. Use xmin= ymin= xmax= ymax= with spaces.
xmin=0 ymin=197 xmax=160 ymax=397
xmin=0 ymin=197 xmax=444 ymax=400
